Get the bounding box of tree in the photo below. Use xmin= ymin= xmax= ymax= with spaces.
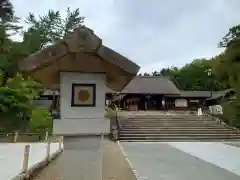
xmin=219 ymin=25 xmax=240 ymax=47
xmin=0 ymin=6 xmax=85 ymax=132
xmin=213 ymin=25 xmax=240 ymax=127
xmin=24 ymin=7 xmax=84 ymax=50
xmin=144 ymin=60 xmax=225 ymax=91
xmin=174 ymin=59 xmax=225 ymax=91
xmin=0 ymin=73 xmax=41 ymax=131
xmin=0 ymin=0 xmax=13 ymax=22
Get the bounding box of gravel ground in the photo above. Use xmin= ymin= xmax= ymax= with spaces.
xmin=120 ymin=142 xmax=240 ymax=180
xmin=34 ymin=139 xmax=136 ymax=180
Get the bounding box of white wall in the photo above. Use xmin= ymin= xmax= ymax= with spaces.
xmin=53 ymin=72 xmax=109 ymax=135
xmin=60 ymin=72 xmax=106 ymax=119
xmin=175 ymin=99 xmax=188 ymax=107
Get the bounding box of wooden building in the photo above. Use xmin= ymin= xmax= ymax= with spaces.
xmin=109 ymin=76 xmax=180 ymax=110
xmin=206 ymin=89 xmax=235 ymax=106
xmin=164 ymin=91 xmax=212 ymax=110
xmin=39 ymin=77 xmax=233 ymax=112
xmin=107 ymin=77 xmax=213 ymax=111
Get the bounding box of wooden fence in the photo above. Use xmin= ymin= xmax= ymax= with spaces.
xmin=0 ymin=131 xmax=58 ymax=142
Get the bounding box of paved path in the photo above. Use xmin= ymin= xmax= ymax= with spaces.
xmin=120 ymin=142 xmax=240 ymax=180
xmin=34 ymin=140 xmax=136 ymax=180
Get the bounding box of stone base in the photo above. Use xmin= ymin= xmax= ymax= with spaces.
xmin=60 ymin=135 xmax=103 ymax=180
xmin=53 ymin=119 xmax=110 ymax=135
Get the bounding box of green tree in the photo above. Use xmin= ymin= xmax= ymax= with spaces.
xmin=0 ymin=0 xmax=14 ymax=21
xmin=0 ymin=6 xmax=85 ymax=132
xmin=213 ymin=25 xmax=240 ymax=127
xmin=174 ymin=59 xmax=225 ymax=91
xmin=0 ymin=73 xmax=41 ymax=131
xmin=148 ymin=60 xmax=225 ymax=91
xmin=24 ymin=7 xmax=84 ymax=50
xmin=219 ymin=25 xmax=240 ymax=48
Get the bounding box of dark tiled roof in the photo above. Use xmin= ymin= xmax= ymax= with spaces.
xmin=207 ymin=89 xmax=234 ymax=100
xmin=179 ymin=91 xmax=212 ymax=98
xmin=118 ymin=76 xmax=180 ymax=94
xmin=165 ymin=91 xmax=212 ymax=98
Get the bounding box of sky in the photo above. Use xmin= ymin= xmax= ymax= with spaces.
xmin=11 ymin=0 xmax=240 ymax=73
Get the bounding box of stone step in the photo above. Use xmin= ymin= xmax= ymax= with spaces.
xmin=128 ymin=115 xmax=203 ymax=117
xmin=120 ymin=129 xmax=231 ymax=132
xmin=119 ymin=139 xmax=240 ymax=142
xmin=122 ymin=120 xmax=220 ymax=124
xmin=120 ymin=126 xmax=226 ymax=129
xmin=128 ymin=118 xmax=207 ymax=121
xmin=119 ymin=136 xmax=240 ymax=141
xmin=124 ymin=118 xmax=213 ymax=121
xmin=120 ymin=130 xmax=237 ymax=134
xmin=123 ymin=120 xmax=213 ymax=123
xmin=121 ymin=124 xmax=223 ymax=127
xmin=120 ymin=133 xmax=240 ymax=137
xmin=122 ymin=122 xmax=215 ymax=126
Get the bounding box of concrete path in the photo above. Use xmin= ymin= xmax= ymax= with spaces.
xmin=120 ymin=142 xmax=240 ymax=180
xmin=34 ymin=140 xmax=136 ymax=180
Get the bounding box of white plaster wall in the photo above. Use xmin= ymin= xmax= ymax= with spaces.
xmin=175 ymin=99 xmax=188 ymax=107
xmin=60 ymin=72 xmax=106 ymax=119
xmin=53 ymin=72 xmax=110 ymax=135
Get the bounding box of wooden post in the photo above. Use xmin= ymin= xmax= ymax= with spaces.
xmin=14 ymin=131 xmax=19 ymax=143
xmin=22 ymin=145 xmax=30 ymax=173
xmin=45 ymin=130 xmax=49 ymax=142
xmin=46 ymin=141 xmax=51 ymax=161
xmin=145 ymin=101 xmax=147 ymax=111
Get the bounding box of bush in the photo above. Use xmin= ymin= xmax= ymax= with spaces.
xmin=29 ymin=108 xmax=52 ymax=133
xmin=222 ymin=100 xmax=240 ymax=128
xmin=105 ymin=106 xmax=117 ymax=119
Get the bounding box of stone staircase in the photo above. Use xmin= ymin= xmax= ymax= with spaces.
xmin=118 ymin=114 xmax=240 ymax=141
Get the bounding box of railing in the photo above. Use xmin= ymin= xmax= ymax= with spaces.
xmin=0 ymin=132 xmax=59 ymax=143
xmin=7 ymin=137 xmax=63 ymax=180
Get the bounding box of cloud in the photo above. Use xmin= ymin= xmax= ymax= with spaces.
xmin=11 ymin=0 xmax=240 ymax=72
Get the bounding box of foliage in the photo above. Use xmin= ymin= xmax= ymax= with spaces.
xmin=0 ymin=5 xmax=85 ymax=132
xmin=140 ymin=59 xmax=225 ymax=91
xmin=219 ymin=25 xmax=240 ymax=48
xmin=105 ymin=107 xmax=117 ymax=119
xmin=24 ymin=7 xmax=84 ymax=49
xmin=29 ymin=108 xmax=52 ymax=132
xmin=0 ymin=73 xmax=41 ymax=131
xmin=213 ymin=25 xmax=240 ymax=126
xmin=0 ymin=0 xmax=14 ymax=22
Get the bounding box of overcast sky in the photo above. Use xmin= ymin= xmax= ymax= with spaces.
xmin=11 ymin=0 xmax=240 ymax=73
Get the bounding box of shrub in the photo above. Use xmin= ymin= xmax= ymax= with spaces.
xmin=29 ymin=107 xmax=52 ymax=133
xmin=105 ymin=106 xmax=117 ymax=119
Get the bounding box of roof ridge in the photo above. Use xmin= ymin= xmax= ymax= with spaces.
xmin=137 ymin=75 xmax=170 ymax=79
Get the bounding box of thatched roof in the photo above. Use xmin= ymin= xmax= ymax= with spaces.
xmin=19 ymin=27 xmax=140 ymax=91
xmin=117 ymin=76 xmax=180 ymax=94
